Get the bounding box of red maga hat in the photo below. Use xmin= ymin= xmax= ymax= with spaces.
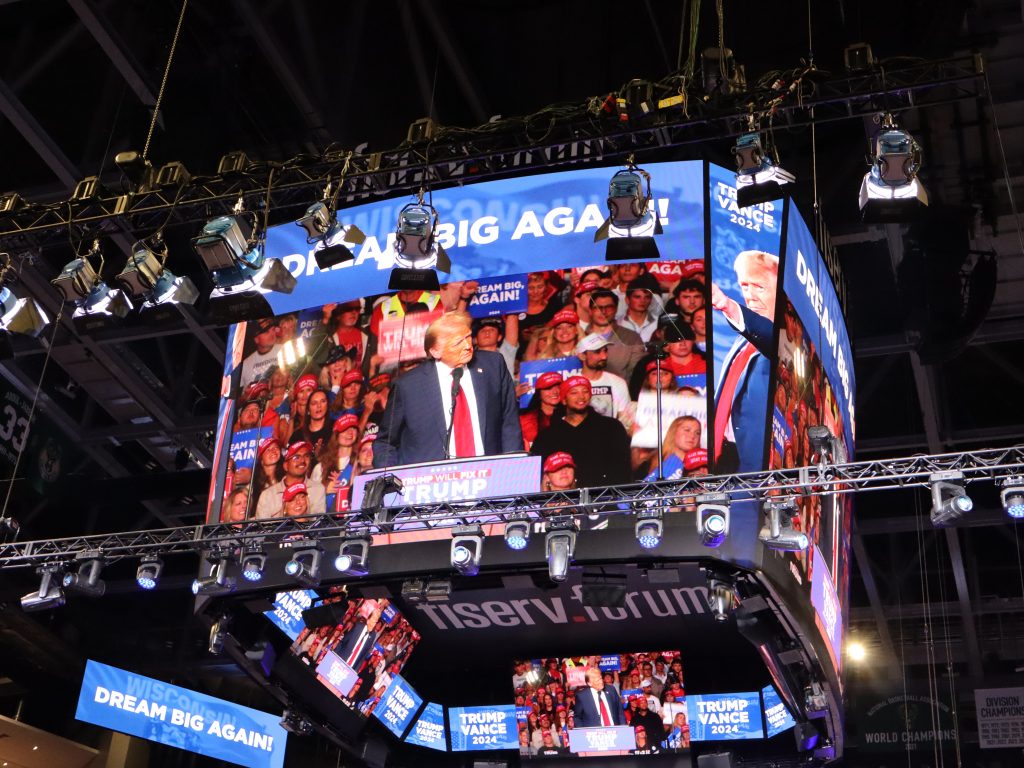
xmin=285 ymin=441 xmax=313 ymax=459
xmin=684 ymin=449 xmax=708 ymax=471
xmin=535 ymin=371 xmax=564 ymax=391
xmin=560 ymin=375 xmax=591 ymax=401
xmin=543 ymin=451 xmax=575 ymax=473
xmin=548 ymin=309 xmax=580 ymax=327
xmin=341 ymin=370 xmax=363 ymax=387
xmin=283 ymin=482 xmax=308 ymax=502
xmin=333 ymin=414 xmax=360 ymax=433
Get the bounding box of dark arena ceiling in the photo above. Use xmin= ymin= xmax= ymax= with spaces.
xmin=0 ymin=0 xmax=1022 ymax=766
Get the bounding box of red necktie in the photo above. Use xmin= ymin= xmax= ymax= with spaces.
xmin=453 ymin=384 xmax=475 ymax=458
xmin=714 ymin=341 xmax=758 ymax=458
xmin=598 ymin=692 xmax=612 ymax=726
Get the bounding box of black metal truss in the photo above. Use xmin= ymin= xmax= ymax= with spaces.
xmin=0 ymin=55 xmax=985 ymax=250
xmin=1 ymin=445 xmax=1019 ymax=570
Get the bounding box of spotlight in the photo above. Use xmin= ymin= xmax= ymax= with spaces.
xmin=635 ymin=508 xmax=664 ymax=549
xmin=389 ymin=199 xmax=452 ymax=291
xmin=504 ymin=514 xmax=531 ymax=551
xmin=0 ymin=192 xmax=25 ymax=215
xmin=115 ymin=233 xmax=199 ymax=321
xmin=191 ymin=557 xmax=236 ymax=596
xmin=0 ymin=277 xmax=48 ymax=339
xmin=696 ymin=493 xmax=730 ymax=548
xmin=545 ymin=518 xmax=577 ymax=583
xmin=136 ymin=556 xmax=164 ymax=590
xmin=284 ymin=543 xmax=322 ymax=588
xmin=400 ymin=578 xmax=426 ymax=603
xmin=192 ymin=206 xmax=297 ymax=324
xmin=155 ymin=161 xmax=191 ymax=188
xmin=450 ymin=525 xmax=484 ymax=577
xmin=279 ymin=709 xmax=314 ymax=736
xmin=20 ymin=567 xmax=65 ymax=612
xmin=334 ymin=535 xmax=371 ymax=577
xmin=51 ymin=241 xmax=132 ymax=332
xmin=859 ymin=113 xmax=928 ymax=223
xmin=806 ymin=425 xmax=835 ymax=459
xmin=295 ymin=198 xmax=366 ymax=271
xmin=425 ymin=579 xmax=452 ymax=602
xmin=846 ymin=640 xmax=867 ymax=663
xmin=61 ymin=552 xmax=105 ymax=598
xmin=929 ymin=471 xmax=972 ymax=527
xmin=361 ymin=473 xmax=404 ymax=525
xmin=733 ymin=131 xmax=794 ymax=208
xmin=113 ymin=150 xmax=155 ymax=191
xmin=704 ymin=571 xmax=737 ymax=622
xmin=1002 ymin=477 xmax=1024 ymax=519
xmin=759 ymin=497 xmax=809 ymax=552
xmin=240 ymin=551 xmax=267 ymax=583
xmin=595 ymin=163 xmax=662 ymax=261
xmin=208 ymin=615 xmax=229 ymax=655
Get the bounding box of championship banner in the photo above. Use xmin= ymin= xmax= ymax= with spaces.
xmin=468 ymin=274 xmax=528 ymax=318
xmin=315 ymin=651 xmax=359 ymax=699
xmin=377 ymin=307 xmax=444 ymax=367
xmin=761 ymin=685 xmax=796 ymax=738
xmin=856 ymin=692 xmax=957 ymax=752
xmin=76 ymin=660 xmax=288 ymax=768
xmin=449 ymin=705 xmax=520 ymax=751
xmin=975 ymin=687 xmax=1024 ymax=749
xmin=631 ymin=390 xmax=708 ymax=450
xmin=567 ymin=725 xmax=636 ymax=753
xmin=809 ymin=545 xmax=842 ymax=671
xmin=263 ymin=590 xmax=317 ymax=641
xmin=518 ymin=356 xmax=582 ymax=408
xmin=686 ymin=692 xmax=764 ymax=741
xmin=372 ymin=674 xmax=422 ymax=738
xmin=405 ymin=702 xmax=447 ymax=751
xmin=350 ymin=454 xmax=541 ymax=511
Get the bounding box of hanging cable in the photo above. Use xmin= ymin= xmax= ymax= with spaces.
xmin=913 ymin=492 xmax=944 ymax=768
xmin=983 ymin=70 xmax=1024 ymax=258
xmin=143 ymin=0 xmax=190 ymax=160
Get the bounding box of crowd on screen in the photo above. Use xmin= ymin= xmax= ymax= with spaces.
xmin=222 ymin=261 xmax=712 ymax=523
xmin=291 ymin=596 xmax=421 ymax=715
xmin=512 ymin=653 xmax=690 ymax=757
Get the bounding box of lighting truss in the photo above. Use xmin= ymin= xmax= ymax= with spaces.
xmin=0 ymin=56 xmax=987 ymax=251
xmin=0 ymin=446 xmax=1020 ymax=570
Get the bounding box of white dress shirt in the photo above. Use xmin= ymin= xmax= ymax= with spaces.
xmin=435 ymin=360 xmax=484 ymax=457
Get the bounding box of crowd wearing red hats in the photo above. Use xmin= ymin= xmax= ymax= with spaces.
xmin=513 ymin=652 xmax=690 ymax=757
xmin=223 ymin=260 xmax=711 ymax=523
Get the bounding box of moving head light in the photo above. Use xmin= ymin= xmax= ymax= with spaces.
xmin=595 ymin=163 xmax=662 ymax=261
xmin=389 ymin=198 xmax=451 ymax=291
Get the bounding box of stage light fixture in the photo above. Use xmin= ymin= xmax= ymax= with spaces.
xmin=545 ymin=518 xmax=577 ymax=583
xmin=295 ymin=197 xmax=366 ymax=271
xmin=334 ymin=535 xmax=371 ymax=577
xmin=733 ymin=131 xmax=794 ymax=209
xmin=704 ymin=571 xmax=737 ymax=623
xmin=929 ymin=471 xmax=973 ymax=527
xmin=504 ymin=514 xmax=531 ymax=551
xmin=635 ymin=508 xmax=664 ymax=549
xmin=192 ymin=557 xmax=236 ymax=596
xmin=401 ymin=578 xmax=426 ymax=603
xmin=389 ymin=197 xmax=452 ymax=291
xmin=284 ymin=543 xmax=322 ymax=588
xmin=51 ymin=242 xmax=132 ymax=332
xmin=192 ymin=204 xmax=297 ymax=324
xmin=0 ymin=253 xmax=49 ymax=337
xmin=1000 ymin=477 xmax=1024 ymax=519
xmin=846 ymin=640 xmax=867 ymax=663
xmin=595 ymin=162 xmax=662 ymax=261
xmin=155 ymin=161 xmax=191 ymax=188
xmin=806 ymin=425 xmax=835 ymax=459
xmin=114 ymin=150 xmax=154 ymax=191
xmin=450 ymin=525 xmax=484 ymax=577
xmin=116 ymin=233 xmax=199 ymax=320
xmin=759 ymin=497 xmax=809 ymax=552
xmin=240 ymin=551 xmax=267 ymax=582
xmin=696 ymin=493 xmax=730 ymax=548
xmin=276 ymin=337 xmax=306 ymax=371
xmin=208 ymin=615 xmax=229 ymax=655
xmin=20 ymin=567 xmax=65 ymax=612
xmin=280 ymin=709 xmax=314 ymax=735
xmin=136 ymin=556 xmax=164 ymax=590
xmin=424 ymin=579 xmax=452 ymax=602
xmin=361 ymin=473 xmax=404 ymax=525
xmin=62 ymin=552 xmax=105 ymax=598
xmin=859 ymin=113 xmax=928 ymax=223
xmin=0 ymin=192 xmax=25 ymax=215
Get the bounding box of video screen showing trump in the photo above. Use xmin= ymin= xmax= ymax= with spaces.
xmin=288 ymin=596 xmax=421 ymax=718
xmin=216 ymin=257 xmax=711 ymax=524
xmin=511 ymin=652 xmax=689 ymax=758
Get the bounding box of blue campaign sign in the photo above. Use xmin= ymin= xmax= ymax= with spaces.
xmin=686 ymin=692 xmax=764 ymax=741
xmin=449 ymin=705 xmax=520 ymax=751
xmin=518 ymin=356 xmax=581 ymax=407
xmin=76 ymin=660 xmax=287 ymax=768
xmin=598 ymin=655 xmax=621 ymax=672
xmin=373 ymin=674 xmax=423 ymax=738
xmin=406 ymin=702 xmax=447 ymax=751
xmin=810 ymin=544 xmax=843 ymax=667
xmin=762 ymin=685 xmax=796 ymax=738
xmin=261 ymin=161 xmax=705 ymax=315
xmin=228 ymin=426 xmax=275 ymax=470
xmin=568 ymin=725 xmax=637 ymax=753
xmin=468 ymin=273 xmax=528 ymax=318
xmin=783 ymin=205 xmax=855 ymax=459
xmin=263 ymin=589 xmax=318 ymax=641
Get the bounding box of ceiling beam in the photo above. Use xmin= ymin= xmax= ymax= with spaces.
xmin=856 ymin=315 xmax=1024 ymax=358
xmin=0 ymin=78 xmax=78 ymax=189
xmin=416 ymin=0 xmax=488 ymax=124
xmin=851 ymin=530 xmax=902 ymax=676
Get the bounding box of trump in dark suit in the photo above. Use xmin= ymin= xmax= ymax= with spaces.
xmin=373 ymin=311 xmax=523 ymax=468
xmin=711 ymin=250 xmax=778 ymax=474
xmin=573 ymin=668 xmax=623 ymax=727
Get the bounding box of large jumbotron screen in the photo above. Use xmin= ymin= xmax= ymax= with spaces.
xmin=207 ymin=158 xmax=855 ymax=692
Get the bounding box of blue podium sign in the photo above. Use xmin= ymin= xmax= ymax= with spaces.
xmin=76 ymin=660 xmax=287 ymax=768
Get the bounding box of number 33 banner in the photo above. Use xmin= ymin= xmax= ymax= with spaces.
xmin=0 ymin=381 xmax=70 ymax=493
xmin=686 ymin=692 xmax=764 ymax=741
